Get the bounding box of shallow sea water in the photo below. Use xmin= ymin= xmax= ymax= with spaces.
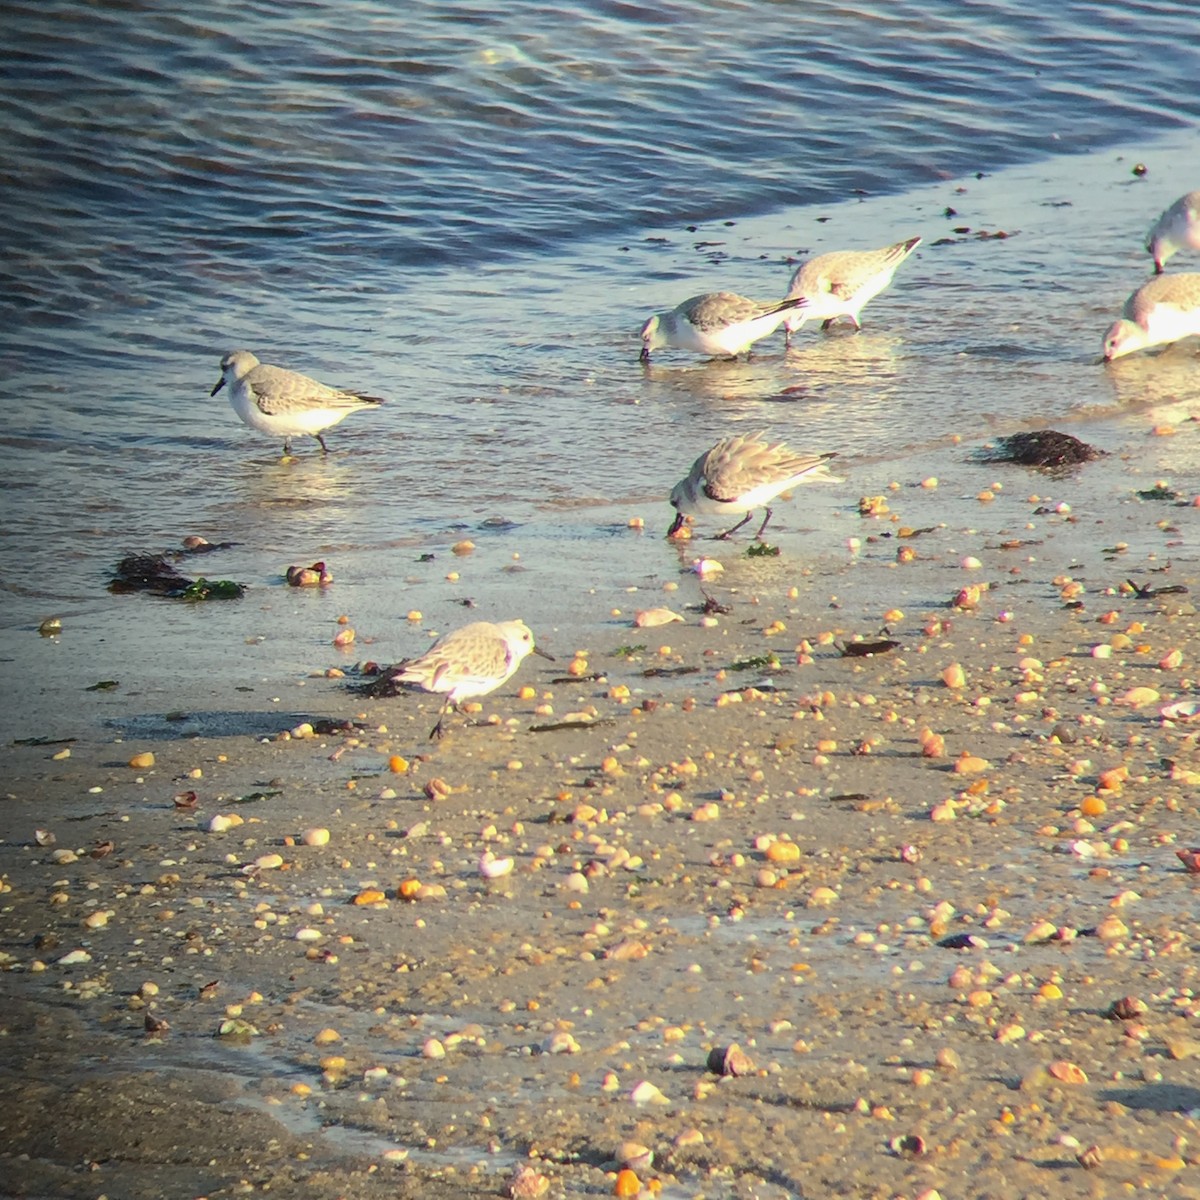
xmin=1 ymin=0 xmax=1199 ymax=737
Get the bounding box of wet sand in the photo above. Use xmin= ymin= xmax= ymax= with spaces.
xmin=4 ymin=407 xmax=1200 ymax=1200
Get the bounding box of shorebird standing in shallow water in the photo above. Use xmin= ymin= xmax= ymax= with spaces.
xmin=1102 ymin=273 xmax=1200 ymax=361
xmin=211 ymin=350 xmax=383 ymax=455
xmin=639 ymin=292 xmax=806 ymax=361
xmin=668 ymin=432 xmax=839 ymax=540
xmin=1146 ymin=190 xmax=1200 ymax=274
xmin=389 ymin=620 xmax=553 ymax=739
xmin=782 ymin=236 xmax=922 ymax=344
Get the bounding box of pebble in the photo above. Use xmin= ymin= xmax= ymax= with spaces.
xmin=634 ymin=607 xmax=684 ymax=627
xmin=941 ymin=663 xmax=966 ymax=688
xmin=542 ymin=1032 xmax=580 ymax=1054
xmin=614 ymin=1141 xmax=653 ymax=1170
xmin=508 ymin=1165 xmax=549 ymax=1198
xmin=707 ymin=1043 xmax=755 ymax=1077
xmin=479 ymin=852 xmax=515 ymax=879
xmin=629 ymin=1080 xmax=668 ymax=1105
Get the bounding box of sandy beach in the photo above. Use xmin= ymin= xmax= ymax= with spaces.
xmin=5 ymin=0 xmax=1200 ymax=1193
xmin=4 ymin=403 xmax=1200 ymax=1200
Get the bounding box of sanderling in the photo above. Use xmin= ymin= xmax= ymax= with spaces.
xmin=211 ymin=350 xmax=384 ymax=455
xmin=1102 ymin=273 xmax=1200 ymax=361
xmin=639 ymin=292 xmax=806 ymax=361
xmin=782 ymin=236 xmax=921 ymax=344
xmin=389 ymin=619 xmax=553 ymax=739
xmin=668 ymin=432 xmax=839 ymax=540
xmin=1147 ymin=190 xmax=1200 ymax=274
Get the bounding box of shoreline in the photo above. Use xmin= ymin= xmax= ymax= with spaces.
xmin=5 ymin=408 xmax=1200 ymax=1198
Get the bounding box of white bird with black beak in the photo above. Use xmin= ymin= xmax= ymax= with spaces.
xmin=640 ymin=292 xmax=806 ymax=361
xmin=389 ymin=619 xmax=554 ymax=739
xmin=668 ymin=432 xmax=839 ymax=540
xmin=1146 ymin=190 xmax=1200 ymax=274
xmin=782 ymin=236 xmax=921 ymax=344
xmin=211 ymin=349 xmax=383 ymax=455
xmin=1102 ymin=274 xmax=1200 ymax=361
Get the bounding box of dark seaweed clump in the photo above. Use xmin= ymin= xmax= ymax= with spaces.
xmin=981 ymin=430 xmax=1104 ymax=470
xmin=110 ymin=554 xmax=244 ymax=600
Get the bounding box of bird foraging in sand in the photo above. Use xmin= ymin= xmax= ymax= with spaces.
xmin=668 ymin=432 xmax=839 ymax=540
xmin=389 ymin=620 xmax=553 ymax=739
xmin=1146 ymin=190 xmax=1200 ymax=274
xmin=782 ymin=236 xmax=921 ymax=344
xmin=1102 ymin=273 xmax=1200 ymax=361
xmin=639 ymin=292 xmax=806 ymax=361
xmin=211 ymin=350 xmax=383 ymax=455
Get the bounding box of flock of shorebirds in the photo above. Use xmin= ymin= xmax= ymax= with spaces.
xmin=209 ymin=188 xmax=1200 ymax=738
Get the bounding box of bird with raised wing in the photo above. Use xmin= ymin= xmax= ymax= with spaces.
xmin=782 ymin=236 xmax=921 ymax=344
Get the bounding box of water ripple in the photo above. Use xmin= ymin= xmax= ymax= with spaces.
xmin=0 ymin=0 xmax=1198 ymax=630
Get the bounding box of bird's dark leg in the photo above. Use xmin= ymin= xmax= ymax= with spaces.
xmin=715 ymin=512 xmax=754 ymax=540
xmin=429 ymin=698 xmax=453 ymax=741
xmin=316 ymin=432 xmax=330 ymax=454
xmin=784 ymin=327 xmax=792 ymax=349
xmin=282 ymin=438 xmax=293 ymax=455
xmin=754 ymin=507 xmax=775 ymax=540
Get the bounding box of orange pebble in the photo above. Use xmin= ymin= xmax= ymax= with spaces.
xmin=614 ymin=1169 xmax=641 ymax=1198
xmin=921 ymin=734 xmax=945 ymax=758
xmin=765 ymin=840 xmax=801 ymax=864
xmin=941 ymin=663 xmax=966 ymax=689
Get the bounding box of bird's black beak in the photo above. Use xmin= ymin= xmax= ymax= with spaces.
xmin=639 ymin=345 xmax=650 ymax=363
xmin=210 ymin=378 xmax=226 ymax=397
xmin=533 ymin=646 xmax=555 ymax=661
xmin=667 ymin=510 xmax=684 ymax=537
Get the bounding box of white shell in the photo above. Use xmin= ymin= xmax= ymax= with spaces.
xmin=634 ymin=607 xmax=685 ymax=628
xmin=630 ymin=1080 xmax=669 ymax=1105
xmin=479 ymin=851 xmax=514 ymax=879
